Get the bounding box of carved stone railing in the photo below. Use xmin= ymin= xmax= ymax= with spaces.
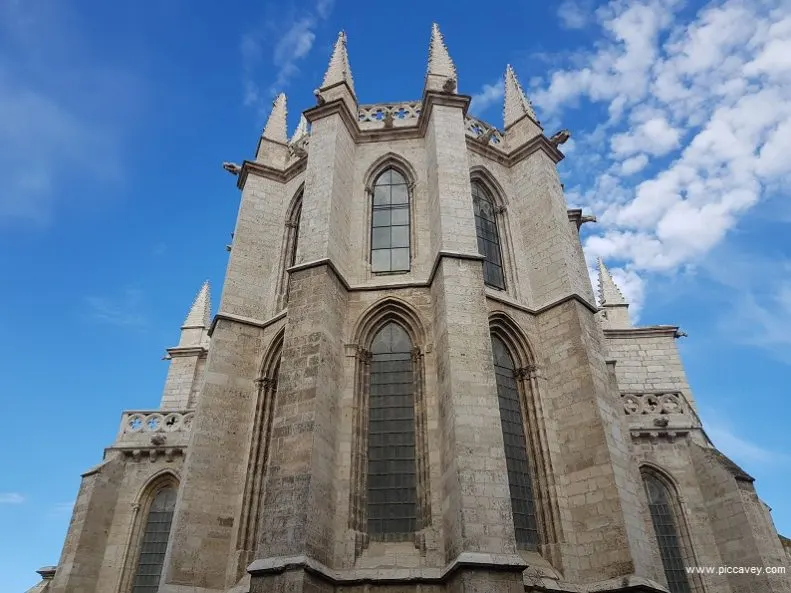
xmin=113 ymin=410 xmax=194 ymax=456
xmin=621 ymin=391 xmax=687 ymax=416
xmin=121 ymin=410 xmax=194 ymax=434
xmin=465 ymin=115 xmax=505 ymax=149
xmin=357 ymin=102 xmax=422 ymax=129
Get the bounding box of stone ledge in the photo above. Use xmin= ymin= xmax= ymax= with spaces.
xmin=603 ymin=326 xmax=680 ymax=339
xmin=248 ymin=552 xmax=528 ymax=584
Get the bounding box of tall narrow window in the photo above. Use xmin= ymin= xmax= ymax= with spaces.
xmin=492 ymin=335 xmax=538 ymax=549
xmin=367 ymin=322 xmax=418 ymax=538
xmin=284 ymin=203 xmax=302 ymax=304
xmin=371 ymin=169 xmax=410 ymax=273
xmin=643 ymin=474 xmax=692 ymax=593
xmin=472 ymin=182 xmax=505 ymax=289
xmin=131 ymin=486 xmax=177 ymax=593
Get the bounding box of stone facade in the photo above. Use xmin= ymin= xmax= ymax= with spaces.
xmin=35 ymin=24 xmax=789 ymax=593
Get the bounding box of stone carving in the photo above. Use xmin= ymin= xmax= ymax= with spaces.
xmin=621 ymin=392 xmax=687 ymax=416
xmin=222 ymin=162 xmax=241 ymax=175
xmin=549 ymin=129 xmax=571 ymax=146
xmin=122 ymin=410 xmax=195 ymax=434
xmin=357 ymin=102 xmax=421 ymax=128
xmin=464 ymin=115 xmax=504 ymax=148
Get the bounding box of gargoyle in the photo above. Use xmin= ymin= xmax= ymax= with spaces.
xmin=477 ymin=128 xmax=496 ymax=145
xmin=549 ymin=129 xmax=571 ymax=146
xmin=383 ymin=110 xmax=394 ymax=129
xmin=674 ymin=330 xmax=688 ymax=338
xmin=442 ymin=77 xmax=457 ymax=93
xmin=314 ymin=89 xmax=326 ymax=105
xmin=222 ymin=162 xmax=241 ymax=176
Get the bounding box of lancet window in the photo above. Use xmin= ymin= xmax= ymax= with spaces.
xmin=472 ymin=182 xmax=505 ymax=289
xmin=130 ymin=485 xmax=177 ymax=593
xmin=491 ymin=335 xmax=539 ymax=549
xmin=371 ymin=169 xmax=410 ymax=273
xmin=643 ymin=472 xmax=693 ymax=593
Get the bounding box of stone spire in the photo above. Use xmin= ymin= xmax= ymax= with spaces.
xmin=290 ymin=114 xmax=309 ymax=144
xmin=262 ymin=93 xmax=288 ymax=143
xmin=597 ymin=258 xmax=627 ymax=305
xmin=321 ymin=31 xmax=355 ymax=96
xmin=504 ymin=64 xmax=538 ymax=128
xmin=597 ymin=258 xmax=632 ymax=329
xmin=424 ymin=23 xmax=458 ymax=93
xmin=183 ymin=280 xmax=211 ymax=329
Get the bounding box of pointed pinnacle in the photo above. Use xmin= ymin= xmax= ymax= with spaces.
xmin=262 ymin=93 xmax=288 ymax=143
xmin=183 ymin=280 xmax=211 ymax=328
xmin=290 ymin=115 xmax=309 ymax=144
xmin=427 ymin=23 xmax=457 ymax=80
xmin=597 ymin=258 xmax=628 ymax=306
xmin=504 ymin=64 xmax=538 ymax=127
xmin=321 ymin=31 xmax=355 ymax=96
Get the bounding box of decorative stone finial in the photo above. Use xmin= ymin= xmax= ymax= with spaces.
xmin=321 ymin=31 xmax=356 ymax=96
xmin=426 ymin=23 xmax=457 ymax=92
xmin=504 ymin=64 xmax=538 ymax=127
xmin=262 ymin=93 xmax=288 ymax=143
xmin=183 ymin=280 xmax=211 ymax=328
xmin=596 ymin=258 xmax=627 ymax=306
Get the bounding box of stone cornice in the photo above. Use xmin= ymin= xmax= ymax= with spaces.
xmin=209 ymin=309 xmax=287 ymax=336
xmin=240 ymin=94 xmax=563 ymax=189
xmin=165 ymin=346 xmax=207 ymax=358
xmin=465 ymin=133 xmax=565 ymax=167
xmin=486 ymin=290 xmax=600 ymax=316
xmin=248 ymin=552 xmax=527 ymax=584
xmin=286 ymin=251 xmax=485 ymax=294
xmin=417 ymin=90 xmax=472 ymax=137
xmin=237 ymin=158 xmax=307 ymax=189
xmin=503 ymin=111 xmax=542 ymax=133
xmin=604 ymin=326 xmax=680 ymax=339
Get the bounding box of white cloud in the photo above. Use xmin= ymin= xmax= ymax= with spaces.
xmin=469 ymin=80 xmax=504 ymax=117
xmin=610 ymin=116 xmax=681 ymax=156
xmin=0 ymin=492 xmax=25 ymax=504
xmin=619 ymin=154 xmax=649 ymax=175
xmin=530 ymin=0 xmax=791 ymax=324
xmin=241 ymin=0 xmax=335 ymax=107
xmin=557 ymin=0 xmax=592 ymax=29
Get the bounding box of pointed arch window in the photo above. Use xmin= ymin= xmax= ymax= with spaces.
xmin=131 ymin=485 xmax=177 ymax=593
xmin=371 ymin=169 xmax=410 ymax=273
xmin=643 ymin=473 xmax=693 ymax=593
xmin=278 ymin=193 xmax=302 ymax=309
xmin=491 ymin=335 xmax=539 ymax=549
xmin=366 ymin=322 xmax=418 ymax=537
xmin=472 ymin=182 xmax=505 ymax=290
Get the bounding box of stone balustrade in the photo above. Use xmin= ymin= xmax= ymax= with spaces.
xmin=113 ymin=410 xmax=194 ymax=455
xmin=120 ymin=410 xmax=194 ymax=434
xmin=357 ymin=102 xmax=422 ymax=129
xmin=621 ymin=391 xmax=688 ymax=416
xmin=464 ymin=115 xmax=505 ymax=148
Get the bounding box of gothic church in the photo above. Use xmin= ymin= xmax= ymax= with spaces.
xmin=31 ymin=24 xmax=791 ymax=593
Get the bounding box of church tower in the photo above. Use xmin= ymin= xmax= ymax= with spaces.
xmin=40 ymin=25 xmax=790 ymax=593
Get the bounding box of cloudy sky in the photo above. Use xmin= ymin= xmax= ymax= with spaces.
xmin=1 ymin=0 xmax=790 ymax=589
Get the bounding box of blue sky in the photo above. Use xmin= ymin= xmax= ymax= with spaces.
xmin=2 ymin=0 xmax=790 ymax=589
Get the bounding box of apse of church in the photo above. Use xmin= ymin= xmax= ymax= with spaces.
xmin=34 ymin=23 xmax=790 ymax=593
